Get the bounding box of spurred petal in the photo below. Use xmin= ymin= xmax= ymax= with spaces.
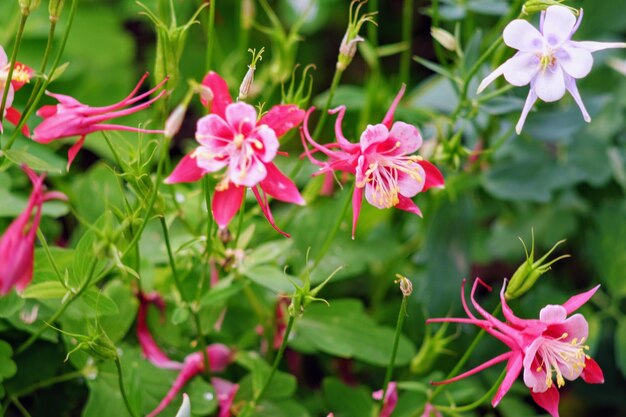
xmin=201 ymin=71 xmax=233 ymax=117
xmin=558 ymin=45 xmax=593 ymax=79
xmin=569 ymin=40 xmax=626 ymax=52
xmin=417 ymin=160 xmax=445 ymax=191
xmin=492 ymin=353 xmax=523 ymax=407
xmin=67 ymin=136 xmax=86 ymax=170
xmin=503 ymin=20 xmax=544 ymax=52
xmin=542 ymin=6 xmax=576 ymax=48
xmin=251 ymin=186 xmax=290 ymax=238
xmin=351 ymin=186 xmax=363 ymax=240
xmin=534 ymin=65 xmax=566 ymax=102
xmin=381 ymin=84 xmax=406 ymax=129
xmin=515 ymin=89 xmax=538 ymax=134
xmin=530 ymin=385 xmax=561 ymax=417
xmin=5 ymin=107 xmax=30 ymax=137
xmin=258 ymin=104 xmax=304 ymax=138
xmin=581 ymin=357 xmax=604 ymax=384
xmin=477 ymin=64 xmax=505 ymax=94
xmin=502 ymin=52 xmax=540 ymax=87
xmin=259 ymin=163 xmax=305 ymax=205
xmin=165 ymin=154 xmax=206 ymax=184
xmin=146 ymin=355 xmax=204 ymax=417
xmin=137 ymin=292 xmax=183 ymax=370
xmin=561 ymin=285 xmax=600 ymax=315
xmin=389 ymin=121 xmax=422 ymax=154
xmin=372 ymin=382 xmax=398 ymax=417
xmin=174 ymin=393 xmax=190 ymax=417
xmin=565 ymin=75 xmax=591 ymax=122
xmin=212 ymin=377 xmax=239 ymax=417
xmin=212 ymin=184 xmax=245 ymax=228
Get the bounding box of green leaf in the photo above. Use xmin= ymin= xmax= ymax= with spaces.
xmin=3 ymin=148 xmax=65 ymax=175
xmin=293 ymin=299 xmax=415 ymax=367
xmin=81 ymin=289 xmax=120 ymax=316
xmin=616 ymin=320 xmax=626 ymax=379
xmin=171 ymin=306 xmax=190 ymax=325
xmin=21 ymin=281 xmax=67 ymax=299
xmin=235 ymin=352 xmax=297 ymax=400
xmin=98 ymin=280 xmax=139 ymax=342
xmin=0 ymin=291 xmax=25 ymax=317
xmin=240 ymin=265 xmax=298 ymax=293
xmin=199 ymin=278 xmax=249 ymax=308
xmin=323 ymin=378 xmax=373 ymax=417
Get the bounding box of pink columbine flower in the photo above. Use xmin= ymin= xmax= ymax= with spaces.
xmin=478 ymin=6 xmax=626 ymax=134
xmin=0 ymin=166 xmax=66 ymax=295
xmin=136 ymin=291 xmax=235 ymax=417
xmin=372 ymin=382 xmax=398 ymax=417
xmin=426 ymin=278 xmax=604 ymax=417
xmin=302 ymin=85 xmax=445 ymax=238
xmin=165 ymin=71 xmax=305 ymax=237
xmin=0 ymin=45 xmax=33 ymax=136
xmin=33 ymin=73 xmax=167 ymax=168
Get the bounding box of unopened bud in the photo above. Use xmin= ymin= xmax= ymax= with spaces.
xmin=238 ymin=47 xmax=265 ymax=101
xmin=175 ymin=393 xmax=191 ymax=417
xmin=85 ymin=332 xmax=119 ymax=361
xmin=19 ymin=0 xmax=41 ymax=15
xmin=522 ymin=0 xmax=577 ymax=15
xmin=165 ymin=104 xmax=186 ymax=138
xmin=431 ymin=27 xmax=457 ymax=52
xmin=49 ymin=0 xmax=65 ymax=22
xmin=394 ymin=274 xmax=413 ymax=297
xmin=336 ymin=0 xmax=377 ymax=72
xmin=241 ymin=0 xmax=255 ymax=30
xmin=337 ymin=33 xmax=364 ymax=71
xmin=505 ymin=234 xmax=570 ymax=300
xmin=198 ymin=85 xmax=214 ymax=107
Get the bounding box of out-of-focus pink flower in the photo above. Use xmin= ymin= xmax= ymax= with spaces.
xmin=421 ymin=403 xmax=442 ymax=417
xmin=372 ymin=382 xmax=398 ymax=417
xmin=0 ymin=45 xmax=33 ymax=136
xmin=0 ymin=166 xmax=66 ymax=296
xmin=302 ymin=85 xmax=444 ymax=238
xmin=33 ymin=73 xmax=166 ymax=168
xmin=165 ymin=71 xmax=305 ymax=237
xmin=478 ymin=6 xmax=626 ymax=134
xmin=213 ymin=377 xmax=240 ymax=417
xmin=427 ymin=278 xmax=604 ymax=417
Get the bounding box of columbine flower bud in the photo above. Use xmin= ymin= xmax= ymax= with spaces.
xmin=49 ymin=0 xmax=65 ymax=22
xmin=394 ymin=274 xmax=413 ymax=297
xmin=19 ymin=0 xmax=41 ymax=15
xmin=164 ymin=104 xmax=186 ymax=138
xmin=505 ymin=234 xmax=570 ymax=300
xmin=238 ymin=47 xmax=264 ymax=101
xmin=430 ymin=27 xmax=457 ymax=52
xmin=522 ymin=0 xmax=575 ymax=15
xmin=241 ymin=0 xmax=255 ymax=30
xmin=336 ymin=0 xmax=377 ymax=72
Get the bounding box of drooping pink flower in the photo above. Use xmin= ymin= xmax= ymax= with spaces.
xmin=0 ymin=45 xmax=33 ymax=136
xmin=426 ymin=278 xmax=604 ymax=417
xmin=33 ymin=73 xmax=167 ymax=168
xmin=0 ymin=166 xmax=66 ymax=296
xmin=421 ymin=403 xmax=442 ymax=417
xmin=302 ymin=85 xmax=445 ymax=238
xmin=165 ymin=71 xmax=305 ymax=237
xmin=212 ymin=377 xmax=240 ymax=417
xmin=372 ymin=382 xmax=398 ymax=417
xmin=477 ymin=6 xmax=626 ymax=134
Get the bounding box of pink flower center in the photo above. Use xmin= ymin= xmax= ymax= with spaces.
xmin=535 ymin=332 xmax=589 ymax=388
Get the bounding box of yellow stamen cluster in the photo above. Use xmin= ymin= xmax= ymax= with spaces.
xmin=536 ymin=333 xmax=590 ymax=389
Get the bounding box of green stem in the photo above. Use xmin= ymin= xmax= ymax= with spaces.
xmin=0 ymin=14 xmax=28 ymax=126
xmin=435 ymin=368 xmax=507 ymax=413
xmin=23 ymin=21 xmax=57 ymax=112
xmin=9 ymin=396 xmax=32 ymax=417
xmin=312 ymin=68 xmax=343 ymax=139
xmin=192 ymin=310 xmax=213 ymax=379
xmin=205 ymin=0 xmax=217 ymax=71
xmin=4 ymin=0 xmax=78 ymax=153
xmin=367 ymin=0 xmax=378 ymax=47
xmin=312 ymin=185 xmax=353 ymax=270
xmin=202 ymin=176 xmax=214 ymax=256
xmin=11 ymin=370 xmax=85 ymax=398
xmin=115 ymin=358 xmax=138 ymax=417
xmin=380 ymin=295 xmax=408 ymax=407
xmin=16 ymin=258 xmax=99 ymax=354
xmin=36 ymin=228 xmax=65 ymax=286
xmin=158 ymin=216 xmax=184 ymax=295
xmin=399 ymin=0 xmax=414 ymax=85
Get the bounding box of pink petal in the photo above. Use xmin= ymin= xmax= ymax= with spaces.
xmin=561 ymin=285 xmax=600 ymax=315
xmin=432 ymin=351 xmax=514 ymax=386
xmin=395 ymin=195 xmax=423 ymax=216
xmin=381 ymin=84 xmax=406 ymax=129
xmin=501 ymin=52 xmax=540 ymax=87
xmin=196 ymin=114 xmax=235 ymax=148
xmin=67 ymin=135 xmax=86 ymax=170
xmin=259 ymin=163 xmax=304 ymax=205
xmin=581 ymin=357 xmax=604 ymax=384
xmin=389 ymin=121 xmax=422 ymax=154
xmin=503 ymin=19 xmax=544 ymax=52
xmin=569 ymin=40 xmax=626 ymax=53
xmin=137 ymin=292 xmax=183 ymax=370
xmin=542 ymin=6 xmax=576 ymax=48
xmin=165 ymin=153 xmax=206 ymax=184
xmin=515 ymin=89 xmax=538 ymax=134
xmin=530 ymin=385 xmax=561 ymax=417
xmin=491 ymin=353 xmax=523 ymax=407
xmin=251 ymin=186 xmax=290 ymax=237
xmin=201 ymin=71 xmax=233 ymax=117
xmin=228 ymin=155 xmax=267 ymax=187
xmin=364 ymin=183 xmax=386 ymax=209
xmin=253 ymin=125 xmax=279 ymax=163
xmin=558 ymin=45 xmax=593 ymax=79
xmin=499 ymin=284 xmax=527 ymax=328
xmin=225 ymin=102 xmax=257 ymax=134
xmin=212 ymin=377 xmax=239 ymax=417
xmin=212 ymin=184 xmax=245 ymax=228
xmin=417 ymin=160 xmax=445 ymax=191
xmin=258 ymin=104 xmax=304 ymax=138
xmin=206 ymin=343 xmax=233 ymax=373
xmin=359 ymin=124 xmax=389 ymax=153
xmin=565 ymin=75 xmax=591 ymax=122
xmin=523 ymin=340 xmax=550 ymax=393
xmin=539 ymin=305 xmax=568 ymax=323
xmin=372 ymin=382 xmax=398 ymax=417
xmin=0 ymin=46 xmax=6 ymax=66
xmin=351 ymin=186 xmax=363 ymax=240
xmin=194 ymin=146 xmax=229 ymax=173
xmin=147 ymin=355 xmax=204 ymax=417
xmin=36 ymin=105 xmax=58 ymax=118
xmin=5 ymin=107 xmax=30 ymax=137
xmin=397 ymin=165 xmax=426 ymax=199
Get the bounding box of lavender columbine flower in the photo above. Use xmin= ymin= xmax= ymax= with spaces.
xmin=477 ymin=5 xmax=626 ymax=134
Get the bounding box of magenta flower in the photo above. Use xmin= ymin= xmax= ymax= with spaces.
xmin=427 ymin=278 xmax=604 ymax=417
xmin=212 ymin=377 xmax=240 ymax=417
xmin=33 ymin=73 xmax=167 ymax=168
xmin=0 ymin=166 xmax=66 ymax=296
xmin=372 ymin=382 xmax=398 ymax=417
xmin=302 ymin=85 xmax=445 ymax=238
xmin=136 ymin=291 xmax=235 ymax=417
xmin=477 ymin=5 xmax=626 ymax=134
xmin=165 ymin=71 xmax=305 ymax=237
xmin=0 ymin=45 xmax=33 ymax=136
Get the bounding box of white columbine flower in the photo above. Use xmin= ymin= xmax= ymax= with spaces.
xmin=477 ymin=5 xmax=626 ymax=134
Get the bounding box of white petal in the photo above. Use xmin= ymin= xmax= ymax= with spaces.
xmin=477 ymin=64 xmax=504 ymax=94
xmin=503 ymin=20 xmax=544 ymax=52
xmin=225 ymin=102 xmax=257 ymax=133
xmin=501 ymin=52 xmax=541 ymax=87
xmin=534 ymin=65 xmax=566 ymax=102
xmin=558 ymin=45 xmax=593 ymax=79
xmin=569 ymin=40 xmax=626 ymax=53
xmin=0 ymin=46 xmax=7 ymax=67
xmin=515 ymin=89 xmax=538 ymax=135
xmin=542 ymin=6 xmax=577 ymax=48
xmin=565 ymin=75 xmax=591 ymax=122
xmin=175 ymin=393 xmax=191 ymax=417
